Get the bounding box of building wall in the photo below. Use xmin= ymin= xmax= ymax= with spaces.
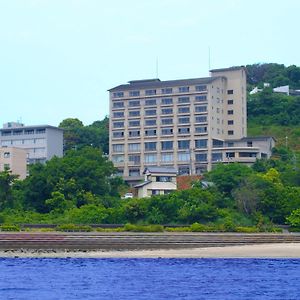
xmin=0 ymin=147 xmax=27 ymax=179
xmin=0 ymin=125 xmax=63 ymax=164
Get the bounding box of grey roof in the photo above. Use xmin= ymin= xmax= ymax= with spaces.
xmin=109 ymin=76 xmax=220 ymax=92
xmin=143 ymin=166 xmax=177 ymax=175
xmin=210 ymin=66 xmax=245 ymax=73
xmin=134 ymin=181 xmax=151 ymax=188
xmin=0 ymin=125 xmax=63 ymax=131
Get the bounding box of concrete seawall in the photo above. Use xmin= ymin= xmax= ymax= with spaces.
xmin=1 ymin=232 xmax=300 ymax=251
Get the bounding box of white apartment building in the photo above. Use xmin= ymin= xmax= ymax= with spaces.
xmin=109 ymin=66 xmax=274 ymax=184
xmin=0 ymin=122 xmax=63 ymax=164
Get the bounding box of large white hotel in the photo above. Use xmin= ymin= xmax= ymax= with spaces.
xmin=109 ymin=67 xmax=274 ymax=184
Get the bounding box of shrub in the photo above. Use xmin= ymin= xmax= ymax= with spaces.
xmin=165 ymin=227 xmax=191 ymax=232
xmin=235 ymin=226 xmax=259 ymax=233
xmin=123 ymin=223 xmax=164 ymax=232
xmin=56 ymin=224 xmax=93 ymax=232
xmin=190 ymin=222 xmax=207 ymax=232
xmin=0 ymin=224 xmax=20 ymax=231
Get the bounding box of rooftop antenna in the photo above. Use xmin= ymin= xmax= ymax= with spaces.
xmin=156 ymin=56 xmax=159 ymax=78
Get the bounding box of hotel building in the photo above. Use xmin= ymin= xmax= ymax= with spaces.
xmin=109 ymin=67 xmax=274 ymax=184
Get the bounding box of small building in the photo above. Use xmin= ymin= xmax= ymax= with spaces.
xmin=0 ymin=147 xmax=27 ymax=179
xmin=135 ymin=167 xmax=177 ymax=198
xmin=0 ymin=122 xmax=63 ymax=164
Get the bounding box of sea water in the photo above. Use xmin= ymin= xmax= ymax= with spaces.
xmin=0 ymin=258 xmax=299 ymax=299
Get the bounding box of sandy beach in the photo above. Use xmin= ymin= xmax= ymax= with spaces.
xmin=1 ymin=243 xmax=300 ymax=258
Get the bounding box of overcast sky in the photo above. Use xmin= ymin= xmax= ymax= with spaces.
xmin=1 ymin=0 xmax=299 ymax=126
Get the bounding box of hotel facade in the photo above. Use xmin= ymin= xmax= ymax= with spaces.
xmin=109 ymin=67 xmax=274 ymax=183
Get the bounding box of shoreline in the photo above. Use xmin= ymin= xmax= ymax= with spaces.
xmin=1 ymin=243 xmax=300 ymax=258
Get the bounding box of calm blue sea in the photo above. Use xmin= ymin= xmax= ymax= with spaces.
xmin=0 ymin=258 xmax=299 ymax=299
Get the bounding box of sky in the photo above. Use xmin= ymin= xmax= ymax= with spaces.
xmin=0 ymin=0 xmax=299 ymax=127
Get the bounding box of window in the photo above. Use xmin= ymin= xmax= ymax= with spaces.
xmin=145 ymin=109 xmax=156 ymax=116
xmin=3 ymin=152 xmax=10 ymax=158
xmin=145 ymin=142 xmax=156 ymax=151
xmin=129 ymin=169 xmax=140 ymax=176
xmin=179 ymin=86 xmax=189 ymax=93
xmin=178 ymin=166 xmax=190 ymax=175
xmin=145 ymin=119 xmax=156 ymax=126
xmin=13 ymin=130 xmax=22 ymax=135
xmin=128 ymin=155 xmax=140 ymax=164
xmin=112 ymin=144 xmax=124 ymax=152
xmin=161 ymin=128 xmax=173 ymax=135
xmin=195 ymin=106 xmax=207 ymax=113
xmin=145 ymin=89 xmax=156 ymax=96
xmin=1 ymin=131 xmax=11 ymax=136
xmin=113 ymin=92 xmax=124 ymax=98
xmin=178 ymin=140 xmax=190 ymax=150
xmin=178 ymin=97 xmax=190 ymax=104
xmin=226 ymin=152 xmax=235 ymax=158
xmin=161 ymin=153 xmax=173 ymax=162
xmin=112 ymin=155 xmax=124 ymax=163
xmin=195 ymin=116 xmax=207 ymax=123
xmin=178 ymin=117 xmax=189 ymax=124
xmin=227 ymin=99 xmax=234 ymax=105
xmin=161 ymin=118 xmax=173 ymax=125
xmin=1 ymin=140 xmax=11 ymax=146
xmin=128 ymin=143 xmax=140 ymax=152
xmin=129 ymin=90 xmax=140 ymax=97
xmin=129 ymin=130 xmax=140 ymax=137
xmin=113 ymin=111 xmax=124 ymax=118
xmin=145 ymin=99 xmax=156 ymax=106
xmin=13 ymin=140 xmax=23 ymax=145
xmin=116 ymin=169 xmax=123 ymax=177
xmin=35 ymin=138 xmax=45 ymax=145
xmin=24 ymin=129 xmax=34 ymax=135
xmin=129 ymin=110 xmax=140 ymax=117
xmin=227 ymin=90 xmax=234 ymax=95
xmin=156 ymin=176 xmax=172 ymax=182
xmin=178 ymin=127 xmax=190 ymax=134
xmin=213 ymin=139 xmax=224 ymax=148
xmin=195 ymin=126 xmax=207 ymax=133
xmin=129 ymin=100 xmax=140 ymax=107
xmin=36 ymin=129 xmax=46 ymax=134
xmin=162 ymin=108 xmax=173 ymax=114
xmin=144 ymin=154 xmax=157 ymax=163
xmin=228 ymin=130 xmax=234 ymax=135
xmin=113 ymin=101 xmax=124 ymax=108
xmin=161 ymin=88 xmax=173 ymax=94
xmin=216 ymin=108 xmax=220 ymax=113
xmin=212 ymin=152 xmax=222 ymax=162
xmin=161 ymin=141 xmax=173 ymax=150
xmin=113 ymin=122 xmax=124 ymax=128
xmin=178 ymin=153 xmax=190 ymax=161
xmin=195 ymin=85 xmax=206 ymax=92
xmin=129 ymin=120 xmax=140 ymax=127
xmin=228 ymin=120 xmax=234 ymax=125
xmin=247 ymin=141 xmax=253 ymax=147
xmin=227 ymin=142 xmax=234 ymax=147
xmin=145 ymin=129 xmax=156 ymax=136
xmin=161 ymin=98 xmax=173 ymax=105
xmin=239 ymin=152 xmax=257 ymax=158
xmin=178 ymin=107 xmax=190 ymax=114
xmin=195 ymin=153 xmax=207 ymax=162
xmin=113 ymin=131 xmax=124 ymax=138
xmin=195 ymin=95 xmax=207 ymax=102
xmin=195 ymin=139 xmax=207 ymax=148
xmin=228 ymin=110 xmax=234 ymax=115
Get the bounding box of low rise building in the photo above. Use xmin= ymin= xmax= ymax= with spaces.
xmin=135 ymin=167 xmax=177 ymax=198
xmin=0 ymin=147 xmax=27 ymax=179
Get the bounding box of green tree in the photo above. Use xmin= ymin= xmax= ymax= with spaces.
xmin=0 ymin=170 xmax=19 ymax=209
